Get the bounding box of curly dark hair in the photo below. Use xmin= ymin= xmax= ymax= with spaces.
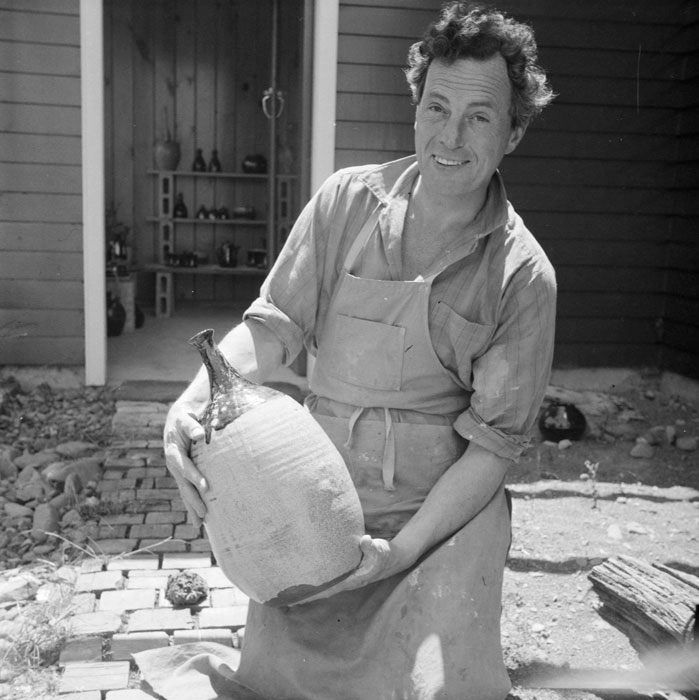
xmin=405 ymin=1 xmax=554 ymax=128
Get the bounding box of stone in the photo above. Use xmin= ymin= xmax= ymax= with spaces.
xmin=198 ymin=605 xmax=248 ymax=629
xmin=43 ymin=457 xmax=103 ymax=485
xmin=164 ymin=571 xmax=209 ymax=606
xmin=0 ymin=445 xmax=20 ymax=479
xmin=676 ymin=436 xmax=697 ymax=452
xmin=606 ymin=523 xmax=624 ymax=541
xmin=31 ymin=502 xmax=60 ymax=542
xmin=0 ymin=572 xmax=40 ymax=604
xmin=55 ymin=441 xmax=101 ymax=459
xmin=4 ymin=502 xmax=33 ymax=519
xmin=98 ymin=588 xmax=157 ymax=611
xmin=630 ymin=441 xmax=655 ymax=459
xmin=14 ymin=450 xmax=59 ymax=471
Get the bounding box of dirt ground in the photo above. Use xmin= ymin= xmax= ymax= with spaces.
xmin=501 ymin=381 xmax=699 ymax=699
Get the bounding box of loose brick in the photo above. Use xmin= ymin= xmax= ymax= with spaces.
xmin=106 ymin=690 xmax=160 ymax=699
xmin=103 ymin=470 xmax=126 ymax=480
xmin=100 ymin=513 xmax=145 ymax=526
xmin=101 ymin=489 xmax=137 ymax=503
xmin=138 ymin=538 xmax=187 ymax=552
xmin=103 ymin=456 xmax=146 ymax=469
xmin=109 ymin=631 xmax=170 ymax=660
xmin=60 ymin=661 xmax=130 ymax=693
xmin=129 ymin=500 xmax=171 ymax=512
xmin=98 ymin=589 xmax=157 ymax=611
xmin=154 ymin=476 xmax=178 ymax=489
xmin=198 ymin=605 xmax=248 ymax=629
xmin=162 ymin=553 xmax=212 ymax=569
xmin=59 ymin=636 xmax=104 ymax=663
xmin=93 ymin=538 xmax=138 ymax=556
xmin=128 ymin=568 xmax=178 ymax=579
xmin=106 ymin=554 xmax=160 ymax=571
xmin=136 ymin=488 xmax=182 ymax=501
xmin=126 ymin=573 xmax=171 ymax=589
xmin=174 ymin=524 xmax=201 ymax=540
xmin=137 ymin=477 xmax=155 ymax=489
xmin=127 ymin=607 xmax=192 ymax=632
xmin=71 ymin=592 xmax=97 ymax=614
xmin=174 ymin=628 xmax=232 ymax=646
xmin=98 ymin=524 xmax=128 ymax=539
xmin=80 ymin=559 xmax=104 ymax=574
xmin=129 ymin=523 xmax=173 ymax=540
xmin=76 ymin=570 xmax=125 ymax=593
xmin=190 ymin=538 xmax=213 ymax=552
xmin=145 ymin=511 xmax=187 ymax=525
xmin=69 ymin=611 xmax=123 ymax=636
xmin=210 ymin=588 xmax=249 ymax=607
xmin=189 ymin=567 xmax=232 ymax=588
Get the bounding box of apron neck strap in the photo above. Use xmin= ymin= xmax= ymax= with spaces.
xmin=343 ymin=206 xmax=381 ymax=272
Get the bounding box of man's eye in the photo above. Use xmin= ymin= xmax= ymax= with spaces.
xmin=427 ymin=104 xmax=444 ymax=113
xmin=473 ymin=115 xmax=489 ymax=123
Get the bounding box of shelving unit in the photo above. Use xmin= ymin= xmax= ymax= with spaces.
xmin=145 ymin=169 xmax=295 ymax=316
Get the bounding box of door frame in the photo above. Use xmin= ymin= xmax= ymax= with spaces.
xmin=81 ymin=0 xmax=339 ymax=385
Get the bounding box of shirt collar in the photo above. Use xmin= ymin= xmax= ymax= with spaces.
xmin=358 ymin=155 xmax=510 ymax=242
xmin=358 ymin=156 xmax=510 ymax=277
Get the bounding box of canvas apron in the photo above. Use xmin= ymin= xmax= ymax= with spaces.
xmin=230 ymin=210 xmax=513 ymax=699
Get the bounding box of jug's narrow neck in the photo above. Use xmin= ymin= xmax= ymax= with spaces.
xmin=189 ymin=329 xmax=243 ymax=395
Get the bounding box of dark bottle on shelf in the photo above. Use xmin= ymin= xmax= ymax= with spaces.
xmin=192 ymin=148 xmax=207 ymax=172
xmin=173 ymin=193 xmax=188 ymax=219
xmin=208 ymin=149 xmax=222 ymax=172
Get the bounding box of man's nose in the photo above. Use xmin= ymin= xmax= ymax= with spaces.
xmin=439 ymin=115 xmax=467 ymax=148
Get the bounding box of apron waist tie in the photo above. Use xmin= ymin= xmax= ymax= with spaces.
xmin=343 ymin=406 xmax=396 ymax=492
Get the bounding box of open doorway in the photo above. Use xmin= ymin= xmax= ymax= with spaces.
xmin=102 ymin=0 xmax=310 ymax=384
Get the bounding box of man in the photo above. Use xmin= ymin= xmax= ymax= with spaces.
xmin=149 ymin=3 xmax=556 ymax=698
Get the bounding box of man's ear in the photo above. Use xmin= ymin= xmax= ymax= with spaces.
xmin=505 ymin=123 xmax=527 ymax=155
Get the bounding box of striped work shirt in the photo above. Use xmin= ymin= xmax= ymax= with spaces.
xmin=244 ymin=156 xmax=557 ymax=461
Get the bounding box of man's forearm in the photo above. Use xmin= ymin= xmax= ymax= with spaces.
xmin=390 ymin=442 xmax=510 ymax=568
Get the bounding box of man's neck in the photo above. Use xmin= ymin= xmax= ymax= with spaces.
xmin=410 ymin=176 xmax=488 ymax=236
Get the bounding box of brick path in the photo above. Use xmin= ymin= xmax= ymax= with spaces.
xmin=56 ymin=398 xmax=247 ymax=698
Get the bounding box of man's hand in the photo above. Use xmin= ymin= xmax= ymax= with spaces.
xmin=294 ymin=534 xmax=415 ymax=605
xmin=163 ymin=401 xmax=209 ymax=527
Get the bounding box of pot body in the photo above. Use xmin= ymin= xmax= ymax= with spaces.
xmin=191 ymin=394 xmax=364 ymax=606
xmin=154 ymin=140 xmax=181 ymax=171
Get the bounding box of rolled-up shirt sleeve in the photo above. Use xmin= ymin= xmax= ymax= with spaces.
xmin=454 ymin=257 xmax=557 ymax=461
xmin=243 ymin=170 xmax=348 ymax=366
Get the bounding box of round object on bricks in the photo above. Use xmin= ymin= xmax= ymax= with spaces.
xmin=189 ymin=329 xmax=365 ymax=607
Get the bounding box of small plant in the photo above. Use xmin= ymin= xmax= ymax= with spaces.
xmin=584 ymin=459 xmax=600 ymax=509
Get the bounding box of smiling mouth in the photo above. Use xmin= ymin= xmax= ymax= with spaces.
xmin=433 ymin=155 xmax=469 ymax=167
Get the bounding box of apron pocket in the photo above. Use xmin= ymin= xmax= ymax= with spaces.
xmin=318 ymin=314 xmax=405 ymax=391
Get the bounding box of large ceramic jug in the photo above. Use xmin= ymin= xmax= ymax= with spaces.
xmin=189 ymin=329 xmax=364 ymax=606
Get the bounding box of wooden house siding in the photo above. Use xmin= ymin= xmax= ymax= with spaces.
xmin=336 ymin=0 xmax=699 ymax=378
xmin=0 ymin=0 xmax=83 ymax=365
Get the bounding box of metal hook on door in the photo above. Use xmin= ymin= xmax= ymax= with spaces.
xmin=262 ymin=87 xmax=285 ymax=119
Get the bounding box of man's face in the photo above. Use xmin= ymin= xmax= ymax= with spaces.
xmin=414 ymin=55 xmax=525 ymax=201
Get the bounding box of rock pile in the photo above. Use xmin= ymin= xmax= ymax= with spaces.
xmin=0 ymin=379 xmax=116 ymax=570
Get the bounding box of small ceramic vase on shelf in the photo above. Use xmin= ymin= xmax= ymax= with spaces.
xmin=192 ymin=149 xmax=207 ymax=172
xmin=208 ymin=150 xmax=222 ymax=172
xmin=173 ymin=193 xmax=188 ymax=219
